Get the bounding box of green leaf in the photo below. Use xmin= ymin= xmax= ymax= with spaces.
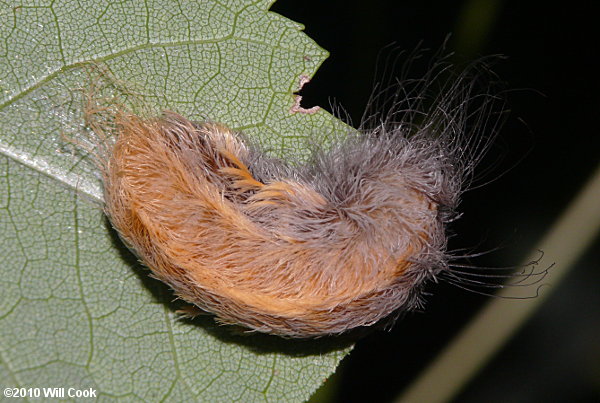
xmin=0 ymin=1 xmax=351 ymax=401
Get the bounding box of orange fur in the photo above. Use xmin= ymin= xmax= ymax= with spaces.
xmin=90 ymin=111 xmax=438 ymax=337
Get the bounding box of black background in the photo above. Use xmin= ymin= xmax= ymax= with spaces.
xmin=270 ymin=1 xmax=600 ymax=402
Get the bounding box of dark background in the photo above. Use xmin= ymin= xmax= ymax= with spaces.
xmin=270 ymin=1 xmax=600 ymax=402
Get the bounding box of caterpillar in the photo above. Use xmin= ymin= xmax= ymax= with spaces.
xmin=80 ymin=57 xmax=521 ymax=338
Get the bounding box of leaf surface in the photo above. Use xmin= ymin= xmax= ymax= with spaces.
xmin=0 ymin=1 xmax=351 ymax=401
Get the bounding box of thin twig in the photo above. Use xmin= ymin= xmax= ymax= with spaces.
xmin=395 ymin=160 xmax=600 ymax=403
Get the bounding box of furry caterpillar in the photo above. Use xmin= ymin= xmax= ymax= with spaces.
xmin=82 ymin=60 xmax=504 ymax=338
